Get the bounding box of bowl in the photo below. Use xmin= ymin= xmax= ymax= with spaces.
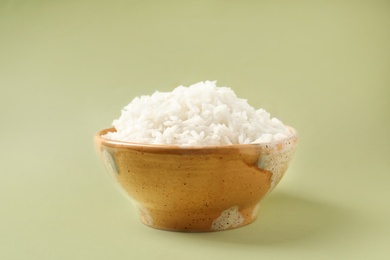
xmin=95 ymin=127 xmax=298 ymax=232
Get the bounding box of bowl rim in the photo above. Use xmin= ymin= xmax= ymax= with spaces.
xmin=95 ymin=126 xmax=298 ymax=150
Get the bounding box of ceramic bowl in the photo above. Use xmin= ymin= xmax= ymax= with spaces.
xmin=95 ymin=127 xmax=298 ymax=232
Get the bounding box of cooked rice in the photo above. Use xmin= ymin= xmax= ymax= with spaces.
xmin=103 ymin=81 xmax=291 ymax=146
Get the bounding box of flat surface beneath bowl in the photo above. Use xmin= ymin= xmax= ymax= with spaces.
xmin=1 ymin=1 xmax=390 ymax=259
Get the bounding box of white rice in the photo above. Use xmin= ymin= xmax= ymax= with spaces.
xmin=103 ymin=81 xmax=291 ymax=146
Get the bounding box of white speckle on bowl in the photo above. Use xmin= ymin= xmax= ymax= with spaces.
xmin=252 ymin=203 xmax=260 ymax=219
xmin=102 ymin=149 xmax=139 ymax=203
xmin=137 ymin=205 xmax=154 ymax=226
xmin=257 ymin=136 xmax=297 ymax=191
xmin=102 ymin=149 xmax=118 ymax=177
xmin=210 ymin=206 xmax=244 ymax=231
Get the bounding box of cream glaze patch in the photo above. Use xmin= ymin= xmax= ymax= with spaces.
xmin=102 ymin=149 xmax=139 ymax=203
xmin=137 ymin=205 xmax=154 ymax=226
xmin=252 ymin=203 xmax=260 ymax=219
xmin=210 ymin=206 xmax=244 ymax=231
xmin=102 ymin=149 xmax=118 ymax=177
xmin=257 ymin=137 xmax=297 ymax=191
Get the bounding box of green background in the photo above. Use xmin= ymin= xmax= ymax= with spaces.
xmin=1 ymin=0 xmax=389 ymax=259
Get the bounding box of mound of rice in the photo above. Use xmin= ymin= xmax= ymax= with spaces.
xmin=103 ymin=81 xmax=291 ymax=146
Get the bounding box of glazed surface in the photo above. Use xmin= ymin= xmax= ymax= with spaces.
xmin=96 ymin=127 xmax=298 ymax=231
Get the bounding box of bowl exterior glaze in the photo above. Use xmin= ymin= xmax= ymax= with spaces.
xmin=95 ymin=127 xmax=298 ymax=232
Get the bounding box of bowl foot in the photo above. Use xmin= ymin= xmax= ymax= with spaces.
xmin=135 ymin=203 xmax=260 ymax=232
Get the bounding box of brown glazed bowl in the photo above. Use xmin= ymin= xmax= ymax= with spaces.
xmin=95 ymin=127 xmax=298 ymax=232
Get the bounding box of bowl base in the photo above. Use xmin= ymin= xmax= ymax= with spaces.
xmin=135 ymin=203 xmax=260 ymax=232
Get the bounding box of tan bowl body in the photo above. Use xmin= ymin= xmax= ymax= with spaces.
xmin=95 ymin=127 xmax=298 ymax=232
